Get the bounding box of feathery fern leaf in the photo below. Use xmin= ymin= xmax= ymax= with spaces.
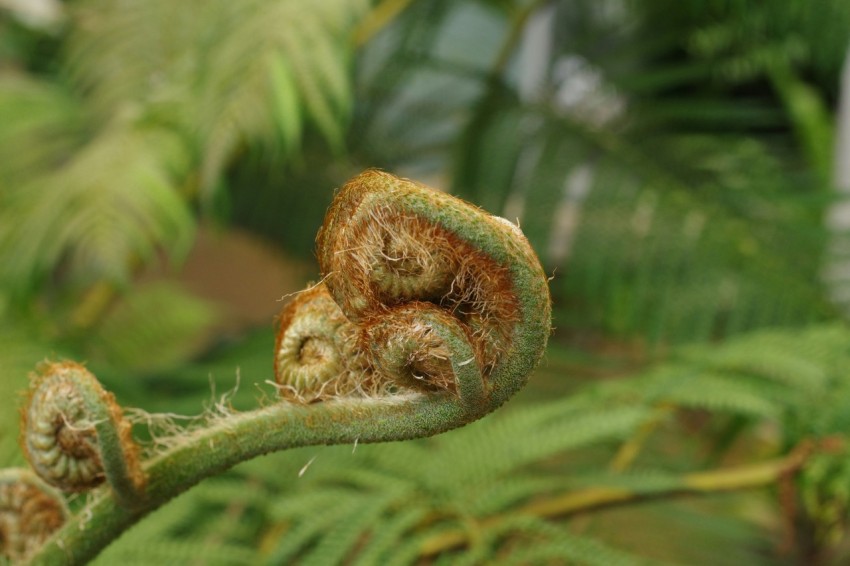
xmin=0 ymin=123 xmax=194 ymax=296
xmin=351 ymin=506 xmax=429 ymax=566
xmin=0 ymin=73 xmax=86 ymax=184
xmin=66 ymin=0 xmax=369 ymax=200
xmin=501 ymin=517 xmax=671 ymax=566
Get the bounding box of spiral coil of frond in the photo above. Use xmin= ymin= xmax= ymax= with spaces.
xmin=274 ymin=284 xmax=374 ymax=401
xmin=0 ymin=469 xmax=67 ymax=562
xmin=310 ymin=170 xmax=551 ymax=408
xmin=21 ymin=361 xmax=145 ymax=505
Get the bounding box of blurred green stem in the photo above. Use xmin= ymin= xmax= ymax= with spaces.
xmin=25 ymin=395 xmax=476 ymax=565
xmin=69 ymin=280 xmax=117 ymax=331
xmin=420 ymin=441 xmax=813 ymax=557
xmin=768 ymin=62 xmax=834 ymax=181
xmin=609 ymin=404 xmax=673 ymax=472
xmin=492 ymin=0 xmax=550 ymax=76
xmin=354 ymin=0 xmax=416 ymax=46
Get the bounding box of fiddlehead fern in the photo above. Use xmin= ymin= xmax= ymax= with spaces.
xmin=0 ymin=469 xmax=67 ymax=562
xmin=8 ymin=170 xmax=550 ymax=565
xmin=274 ymin=283 xmax=369 ymax=401
xmin=317 ymin=170 xmax=551 ymax=406
xmin=21 ymin=361 xmax=145 ymax=506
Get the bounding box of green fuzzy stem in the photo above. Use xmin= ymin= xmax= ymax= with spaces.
xmin=75 ymin=376 xmax=145 ymax=508
xmin=28 ymin=395 xmax=483 ymax=565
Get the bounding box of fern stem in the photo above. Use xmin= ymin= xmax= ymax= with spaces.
xmin=419 ymin=442 xmax=813 ymax=557
xmin=609 ymin=404 xmax=673 ymax=472
xmin=492 ymin=0 xmax=551 ymax=77
xmin=25 ymin=395 xmax=473 ymax=565
xmin=353 ymin=0 xmax=415 ymax=47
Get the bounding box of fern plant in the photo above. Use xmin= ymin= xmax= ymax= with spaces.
xmin=0 ymin=171 xmax=551 ymax=564
xmin=3 ymin=1 xmax=850 ymax=564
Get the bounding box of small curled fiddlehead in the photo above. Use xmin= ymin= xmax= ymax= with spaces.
xmin=0 ymin=469 xmax=67 ymax=562
xmin=20 ymin=361 xmax=145 ymax=506
xmin=274 ymin=284 xmax=372 ymax=401
xmin=362 ymin=303 xmax=487 ymax=407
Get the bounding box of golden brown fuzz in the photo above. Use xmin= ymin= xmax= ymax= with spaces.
xmin=317 ymin=171 xmax=521 ymax=380
xmin=362 ymin=304 xmax=460 ymax=395
xmin=274 ymin=284 xmax=376 ymax=402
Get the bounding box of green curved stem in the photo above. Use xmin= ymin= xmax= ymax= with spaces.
xmin=26 ymin=391 xmax=487 ymax=566
xmin=21 ymin=171 xmax=552 ymax=564
xmin=74 ymin=376 xmax=144 ymax=508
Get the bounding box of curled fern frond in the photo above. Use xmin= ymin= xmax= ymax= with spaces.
xmin=18 ymin=171 xmax=551 ymax=565
xmin=0 ymin=469 xmax=67 ymax=562
xmin=20 ymin=361 xmax=145 ymax=505
xmin=315 ymin=170 xmax=551 ymax=408
xmin=274 ymin=283 xmax=367 ymax=401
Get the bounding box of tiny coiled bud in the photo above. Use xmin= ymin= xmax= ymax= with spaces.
xmin=21 ymin=361 xmax=145 ymax=505
xmin=363 ymin=304 xmax=460 ymax=395
xmin=274 ymin=284 xmax=373 ymax=401
xmin=0 ymin=468 xmax=67 ymax=561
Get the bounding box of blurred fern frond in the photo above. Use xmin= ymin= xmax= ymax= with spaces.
xmin=66 ymin=0 xmax=370 ymax=200
xmin=0 ymin=120 xmax=194 ymax=296
xmin=84 ymin=323 xmax=850 ymax=564
xmin=344 ymin=0 xmax=848 ymax=345
xmin=448 ymin=1 xmax=842 ymax=343
xmin=0 ymin=0 xmax=370 ymax=305
xmin=0 ymin=74 xmax=86 ymax=184
xmin=86 ymin=281 xmax=221 ymax=375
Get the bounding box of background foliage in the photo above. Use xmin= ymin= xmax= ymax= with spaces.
xmin=2 ymin=0 xmax=850 ymax=564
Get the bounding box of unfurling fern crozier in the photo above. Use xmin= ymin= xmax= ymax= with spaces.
xmin=21 ymin=361 xmax=145 ymax=507
xmin=8 ymin=170 xmax=550 ymax=565
xmin=277 ymin=169 xmax=551 ymax=415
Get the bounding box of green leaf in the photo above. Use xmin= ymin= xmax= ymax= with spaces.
xmin=87 ymin=282 xmax=220 ymax=374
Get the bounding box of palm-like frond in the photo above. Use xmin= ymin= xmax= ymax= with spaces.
xmin=0 ymin=122 xmax=194 ymax=294
xmin=67 ymin=0 xmax=369 ymax=200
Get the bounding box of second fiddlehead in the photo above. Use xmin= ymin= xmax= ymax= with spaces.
xmin=7 ymin=170 xmax=550 ymax=565
xmin=21 ymin=362 xmax=145 ymax=507
xmin=0 ymin=470 xmax=67 ymax=562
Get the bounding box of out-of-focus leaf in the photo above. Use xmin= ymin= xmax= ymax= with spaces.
xmin=66 ymin=0 xmax=370 ymax=200
xmin=87 ymin=282 xmax=220 ymax=374
xmin=0 ymin=124 xmax=194 ymax=295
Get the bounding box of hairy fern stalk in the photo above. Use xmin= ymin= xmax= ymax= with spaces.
xmin=0 ymin=171 xmax=551 ymax=565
